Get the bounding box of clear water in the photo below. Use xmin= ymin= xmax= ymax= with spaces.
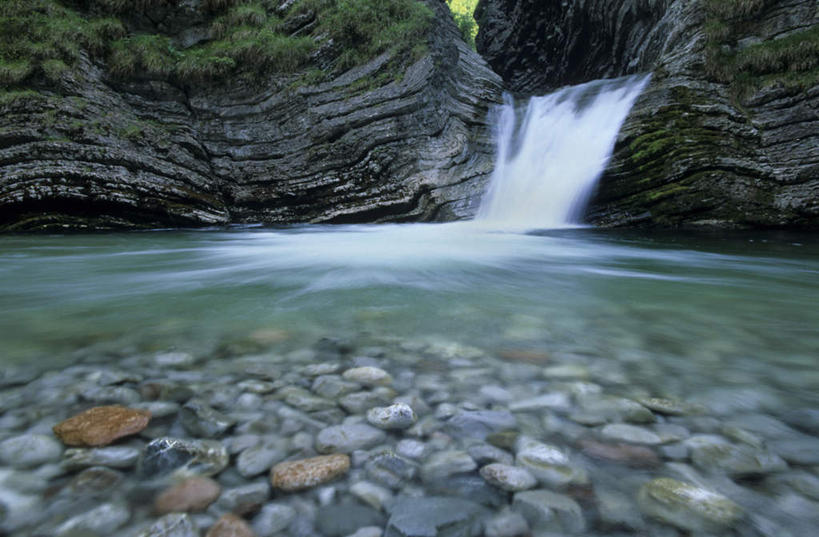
xmin=2 ymin=225 xmax=817 ymax=407
xmin=478 ymin=76 xmax=650 ymax=229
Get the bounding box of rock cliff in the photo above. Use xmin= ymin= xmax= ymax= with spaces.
xmin=477 ymin=0 xmax=819 ymax=228
xmin=0 ymin=0 xmax=502 ymax=231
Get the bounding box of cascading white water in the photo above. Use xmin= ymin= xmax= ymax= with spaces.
xmin=477 ymin=75 xmax=650 ymax=229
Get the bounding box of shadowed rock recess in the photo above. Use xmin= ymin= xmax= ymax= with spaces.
xmin=477 ymin=0 xmax=819 ymax=228
xmin=0 ymin=0 xmax=502 ymax=231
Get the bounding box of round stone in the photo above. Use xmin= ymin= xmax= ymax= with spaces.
xmin=155 ymin=477 xmax=222 ymax=514
xmin=315 ymin=424 xmax=386 ymax=454
xmin=637 ymin=478 xmax=744 ymax=533
xmin=479 ymin=464 xmax=537 ymax=491
xmin=342 ymin=367 xmax=393 ymax=386
xmin=206 ymin=513 xmax=255 ymax=537
xmin=270 ymin=454 xmax=350 ymax=492
xmin=0 ymin=434 xmax=63 ymax=469
xmin=600 ymin=424 xmax=662 ymax=445
xmin=52 ymin=406 xmax=151 ymax=447
xmin=366 ymin=403 xmax=418 ymax=430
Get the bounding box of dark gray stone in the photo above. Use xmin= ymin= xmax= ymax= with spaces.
xmin=446 ymin=410 xmax=517 ymax=440
xmin=316 ymin=503 xmax=385 ymax=537
xmin=385 ymin=496 xmax=488 ymax=537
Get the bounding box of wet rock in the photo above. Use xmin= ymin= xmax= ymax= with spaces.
xmin=316 ymin=423 xmax=386 ymax=454
xmin=136 ymin=401 xmax=182 ymax=418
xmin=155 ymin=477 xmax=221 ymax=514
xmin=316 ymin=503 xmax=385 ymax=537
xmin=771 ymin=437 xmax=819 ymax=465
xmin=210 ymin=481 xmax=270 ymax=516
xmin=596 ymin=487 xmax=644 ymax=530
xmin=484 ymin=509 xmax=529 ymax=537
xmin=342 ymin=367 xmax=393 ymax=387
xmin=421 ymin=450 xmax=476 ymax=482
xmin=512 ymin=489 xmax=585 ymax=533
xmin=384 ymin=496 xmax=487 ymax=537
xmin=251 ymin=503 xmax=295 ymax=536
xmin=366 ymin=403 xmax=418 ymax=430
xmin=543 ymin=365 xmax=589 ymax=379
xmin=577 ymin=396 xmax=655 ymax=424
xmin=637 ymin=478 xmax=744 ymax=533
xmin=206 ymin=513 xmax=256 ymax=537
xmin=579 ymin=439 xmax=660 ymax=468
xmin=155 ymin=352 xmax=196 ymax=368
xmin=180 ymin=399 xmax=236 ymax=438
xmin=351 ymin=481 xmax=394 ymax=511
xmin=781 ymin=408 xmax=819 ymax=435
xmin=600 ymin=424 xmax=663 ymax=445
xmin=0 ymin=434 xmax=63 ymax=468
xmin=312 ymin=375 xmax=360 ymax=399
xmin=468 ymin=443 xmax=514 ymax=466
xmin=63 ymin=446 xmax=141 ymax=471
xmin=509 ymin=393 xmax=571 ymax=412
xmin=280 ymin=387 xmax=337 ymax=413
xmin=68 ymin=466 xmax=124 ymax=496
xmin=270 ymin=454 xmax=350 ymax=492
xmin=0 ymin=474 xmax=42 ymax=533
xmin=340 ymin=389 xmax=396 ymax=415
xmin=346 ymin=527 xmax=382 ymax=537
xmin=365 ymin=451 xmax=419 ymax=489
xmin=140 ymin=437 xmax=229 ymax=478
xmin=53 ymin=405 xmax=151 ymax=447
xmin=446 ymin=410 xmax=517 ymax=440
xmin=55 ymin=502 xmax=130 ymax=536
xmin=138 ymin=513 xmax=199 ymax=537
xmin=636 ymin=396 xmax=703 ymax=416
xmin=515 ymin=439 xmax=579 ymax=487
xmin=82 ymin=385 xmax=142 ymax=405
xmin=425 ymin=474 xmax=507 ymax=508
xmin=395 ymin=439 xmax=428 ymax=460
xmin=236 ymin=441 xmax=287 ymax=478
xmin=480 ymin=463 xmax=537 ymax=491
xmin=691 ymin=440 xmax=787 ymax=476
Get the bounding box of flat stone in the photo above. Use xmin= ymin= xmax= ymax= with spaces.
xmin=351 ymin=481 xmax=394 ymax=511
xmin=180 ymin=399 xmax=236 ymax=438
xmin=210 ymin=482 xmax=270 ymax=516
xmin=316 ymin=423 xmax=386 ymax=454
xmin=53 ymin=405 xmax=151 ymax=447
xmin=206 ymin=513 xmax=256 ymax=537
xmin=367 ymin=403 xmax=418 ymax=430
xmin=140 ymin=437 xmax=229 ymax=478
xmin=600 ymin=424 xmax=662 ymax=445
xmin=543 ymin=365 xmax=589 ymax=379
xmin=340 ymin=389 xmax=396 ymax=414
xmin=138 ymin=513 xmax=199 ymax=537
xmin=578 ymin=395 xmax=655 ymax=424
xmin=63 ymin=446 xmax=140 ymax=471
xmin=0 ymin=434 xmax=63 ymax=468
xmin=342 ymin=367 xmax=393 ymax=386
xmin=366 ymin=451 xmax=419 ymax=489
xmin=467 ymin=443 xmax=514 ymax=466
xmin=515 ymin=439 xmax=578 ymax=486
xmin=312 ymin=375 xmax=360 ymax=399
xmin=512 ymin=489 xmax=585 ymax=533
xmin=596 ymin=487 xmax=644 ymax=530
xmin=424 ymin=475 xmax=506 ymax=508
xmin=480 ymin=463 xmax=537 ymax=491
xmin=771 ymin=437 xmax=819 ymax=465
xmin=421 ymin=450 xmax=477 ymax=482
xmin=346 ymin=527 xmax=383 ymax=537
xmin=637 ymin=478 xmax=744 ymax=533
xmin=155 ymin=352 xmax=196 ymax=367
xmin=251 ymin=503 xmax=295 ymax=536
xmin=636 ymin=396 xmax=703 ymax=416
xmin=509 ymin=393 xmax=571 ymax=412
xmin=691 ymin=441 xmax=787 ymax=476
xmin=237 ymin=441 xmax=287 ymax=478
xmin=446 ymin=410 xmax=517 ymax=440
xmin=68 ymin=466 xmax=124 ymax=495
xmin=270 ymin=454 xmax=350 ymax=492
xmin=579 ymin=439 xmax=660 ymax=468
xmin=155 ymin=477 xmax=221 ymax=514
xmin=316 ymin=503 xmax=385 ymax=537
xmin=395 ymin=439 xmax=428 ymax=460
xmin=0 ymin=473 xmax=42 ymax=533
xmin=484 ymin=510 xmax=529 ymax=537
xmin=384 ymin=496 xmax=487 ymax=537
xmin=55 ymin=502 xmax=130 ymax=536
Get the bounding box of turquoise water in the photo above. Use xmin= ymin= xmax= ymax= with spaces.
xmin=1 ymin=224 xmax=817 ymax=408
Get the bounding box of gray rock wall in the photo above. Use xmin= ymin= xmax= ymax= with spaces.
xmin=476 ymin=0 xmax=819 ymax=228
xmin=0 ymin=0 xmax=502 ymax=231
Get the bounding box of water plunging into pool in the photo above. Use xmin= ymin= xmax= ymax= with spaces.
xmin=477 ymin=75 xmax=650 ymax=229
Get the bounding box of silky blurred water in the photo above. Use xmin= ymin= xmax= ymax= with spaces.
xmin=1 ymin=224 xmax=817 ymax=408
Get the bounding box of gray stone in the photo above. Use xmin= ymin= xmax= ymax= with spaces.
xmin=515 ymin=439 xmax=579 ymax=487
xmin=155 ymin=352 xmax=196 ymax=367
xmin=771 ymin=437 xmax=819 ymax=465
xmin=578 ymin=395 xmax=655 ymax=424
xmin=600 ymin=424 xmax=663 ymax=445
xmin=280 ymin=387 xmax=338 ymax=412
xmin=180 ymin=399 xmax=236 ymax=438
xmin=252 ymin=503 xmax=296 ymax=536
xmin=480 ymin=463 xmax=536 ymax=491
xmin=346 ymin=527 xmax=383 ymax=537
xmin=0 ymin=470 xmax=42 ymax=533
xmin=367 ymin=403 xmax=418 ymax=430
xmin=467 ymin=443 xmax=514 ymax=466
xmin=384 ymin=496 xmax=487 ymax=537
xmin=63 ymin=446 xmax=141 ymax=471
xmin=342 ymin=367 xmax=393 ymax=386
xmin=512 ymin=489 xmax=586 ymax=533
xmin=139 ymin=437 xmax=229 ymax=478
xmin=596 ymin=487 xmax=645 ymax=530
xmin=636 ymin=396 xmax=704 ymax=416
xmin=395 ymin=439 xmax=428 ymax=460
xmin=236 ymin=441 xmax=287 ymax=478
xmin=316 ymin=423 xmax=386 ymax=454
xmin=210 ymin=481 xmax=270 ymax=516
xmin=313 ymin=375 xmax=361 ymax=399
xmin=691 ymin=441 xmax=787 ymax=476
xmin=316 ymin=503 xmax=386 ymax=537
xmin=508 ymin=393 xmax=571 ymax=412
xmin=0 ymin=434 xmax=62 ymax=468
xmin=446 ymin=410 xmax=517 ymax=440
xmin=421 ymin=450 xmax=477 ymax=482
xmin=303 ymin=363 xmax=342 ymax=377
xmin=637 ymin=478 xmax=744 ymax=533
xmin=350 ymin=481 xmax=394 ymax=511
xmin=137 ymin=513 xmax=199 ymax=537
xmin=484 ymin=509 xmax=529 ymax=537
xmin=424 ymin=475 xmax=507 ymax=508
xmin=55 ymin=502 xmax=131 ymax=536
xmin=366 ymin=451 xmax=419 ymax=489
xmin=340 ymin=389 xmax=396 ymax=415
xmin=135 ymin=401 xmax=181 ymax=418
xmin=82 ymin=385 xmax=142 ymax=405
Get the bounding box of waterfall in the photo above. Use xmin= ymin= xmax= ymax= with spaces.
xmin=477 ymin=75 xmax=650 ymax=229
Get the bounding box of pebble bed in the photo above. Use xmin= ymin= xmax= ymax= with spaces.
xmin=1 ymin=333 xmax=818 ymax=537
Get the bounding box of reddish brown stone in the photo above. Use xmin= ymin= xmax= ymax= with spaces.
xmin=155 ymin=477 xmax=221 ymax=514
xmin=580 ymin=439 xmax=660 ymax=468
xmin=206 ymin=514 xmax=257 ymax=537
xmin=270 ymin=454 xmax=350 ymax=491
xmin=53 ymin=406 xmax=151 ymax=447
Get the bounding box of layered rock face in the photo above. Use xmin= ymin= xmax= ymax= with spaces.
xmin=0 ymin=0 xmax=502 ymax=231
xmin=477 ymin=0 xmax=819 ymax=228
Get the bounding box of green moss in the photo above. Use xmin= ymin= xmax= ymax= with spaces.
xmin=0 ymin=89 xmax=43 ymax=106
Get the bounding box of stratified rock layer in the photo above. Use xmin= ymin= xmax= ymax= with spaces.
xmin=0 ymin=1 xmax=502 ymax=231
xmin=476 ymin=0 xmax=819 ymax=228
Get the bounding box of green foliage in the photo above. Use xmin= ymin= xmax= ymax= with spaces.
xmin=0 ymin=0 xmax=125 ymax=87
xmin=446 ymin=0 xmax=479 ymax=49
xmin=109 ymin=34 xmax=176 ymax=78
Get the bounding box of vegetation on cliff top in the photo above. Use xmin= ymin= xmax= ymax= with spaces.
xmin=703 ymin=0 xmax=819 ymax=97
xmin=1 ymin=0 xmax=434 ymax=92
xmin=446 ymin=0 xmax=479 ymax=49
